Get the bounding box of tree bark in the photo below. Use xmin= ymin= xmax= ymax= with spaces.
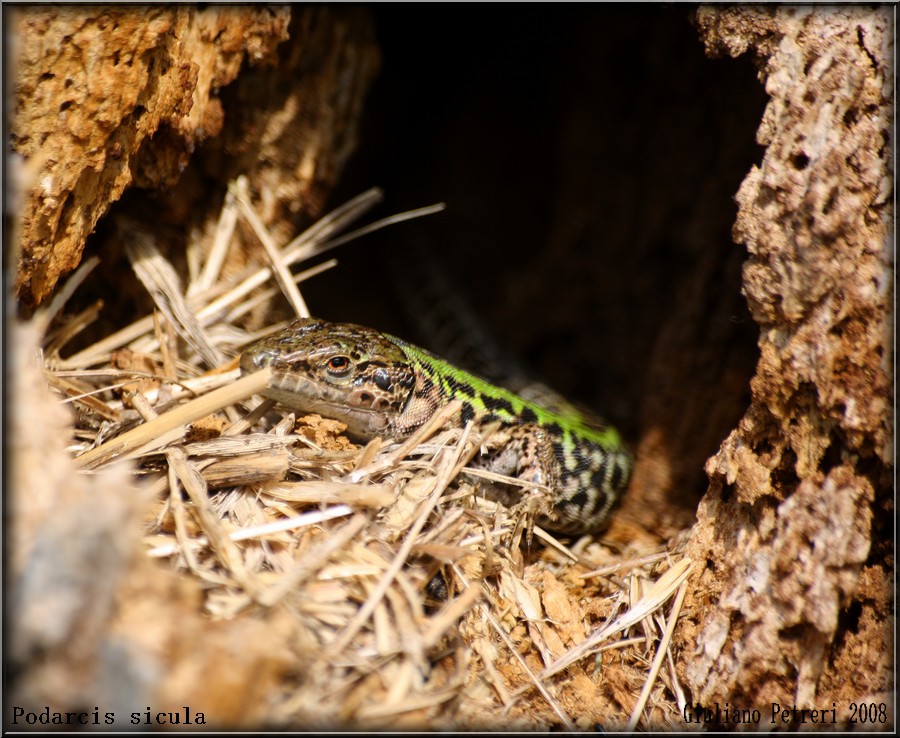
xmin=8 ymin=5 xmax=893 ymax=729
xmin=8 ymin=6 xmax=380 ymax=727
xmin=678 ymin=6 xmax=893 ymax=718
xmin=9 ymin=6 xmax=379 ymax=309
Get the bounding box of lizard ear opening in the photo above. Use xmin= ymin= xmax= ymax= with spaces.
xmin=373 ymin=368 xmax=391 ymax=391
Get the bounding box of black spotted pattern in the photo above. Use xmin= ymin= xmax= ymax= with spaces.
xmin=415 ymin=375 xmax=435 ymax=398
xmin=482 ymin=394 xmax=516 ymax=416
xmin=445 ymin=375 xmax=476 ymax=397
xmin=610 ymin=461 xmax=625 ymax=492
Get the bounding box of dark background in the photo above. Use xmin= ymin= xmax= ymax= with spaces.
xmin=309 ymin=7 xmax=767 ymax=523
xmin=78 ymin=6 xmax=768 ymax=530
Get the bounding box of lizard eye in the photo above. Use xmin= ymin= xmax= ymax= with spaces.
xmin=326 ymin=355 xmax=352 ymax=375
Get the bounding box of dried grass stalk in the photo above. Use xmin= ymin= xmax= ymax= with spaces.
xmin=30 ymin=182 xmax=692 ymax=730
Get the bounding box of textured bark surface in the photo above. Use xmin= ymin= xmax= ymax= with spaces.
xmin=10 ymin=6 xmax=379 ymax=309
xmin=10 ymin=7 xmax=287 ymax=306
xmin=8 ymin=5 xmax=380 ymax=728
xmin=678 ymin=6 xmax=893 ymax=718
xmin=8 ymin=323 xmax=293 ymax=727
xmin=8 ymin=5 xmax=893 ymax=729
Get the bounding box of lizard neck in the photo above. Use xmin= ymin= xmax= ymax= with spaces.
xmin=389 ymin=336 xmax=624 ymax=451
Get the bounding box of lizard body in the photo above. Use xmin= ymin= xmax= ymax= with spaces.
xmin=241 ymin=317 xmax=632 ymax=534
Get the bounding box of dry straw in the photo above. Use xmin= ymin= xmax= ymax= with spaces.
xmin=44 ymin=178 xmax=693 ymax=730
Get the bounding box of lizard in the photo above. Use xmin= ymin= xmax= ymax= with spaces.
xmin=240 ymin=317 xmax=633 ymax=534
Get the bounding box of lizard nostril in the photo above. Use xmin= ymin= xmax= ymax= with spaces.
xmin=240 ymin=348 xmax=274 ymax=375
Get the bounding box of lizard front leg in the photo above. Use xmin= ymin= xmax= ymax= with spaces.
xmin=469 ymin=424 xmax=562 ymax=530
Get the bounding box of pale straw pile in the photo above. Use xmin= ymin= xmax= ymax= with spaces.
xmin=42 ymin=177 xmax=692 ymax=730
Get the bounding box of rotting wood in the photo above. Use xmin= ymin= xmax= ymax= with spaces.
xmin=678 ymin=6 xmax=893 ymax=723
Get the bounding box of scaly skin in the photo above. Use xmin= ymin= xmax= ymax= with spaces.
xmin=240 ymin=317 xmax=633 ymax=534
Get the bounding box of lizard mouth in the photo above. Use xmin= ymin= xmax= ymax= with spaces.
xmin=295 ymin=398 xmax=392 ymax=441
xmin=259 ymin=375 xmax=394 ymax=440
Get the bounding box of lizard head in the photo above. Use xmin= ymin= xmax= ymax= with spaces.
xmin=240 ymin=317 xmax=417 ymax=440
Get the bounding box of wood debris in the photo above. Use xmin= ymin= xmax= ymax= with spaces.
xmin=18 ymin=182 xmax=692 ymax=730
